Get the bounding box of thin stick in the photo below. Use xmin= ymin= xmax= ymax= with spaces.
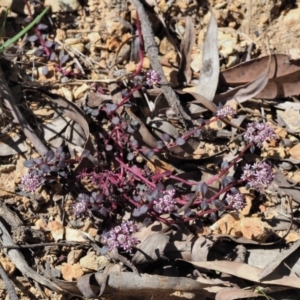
xmin=0 ymin=261 xmax=19 ymax=300
xmin=130 ymin=0 xmax=192 ymax=129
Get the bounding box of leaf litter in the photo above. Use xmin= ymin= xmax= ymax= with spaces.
xmin=1 ymin=1 xmax=300 ymax=300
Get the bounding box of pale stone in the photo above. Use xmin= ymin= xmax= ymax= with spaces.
xmin=70 ymin=43 xmax=85 ymax=53
xmin=210 ymin=213 xmax=242 ymax=236
xmin=65 ymin=38 xmax=83 ymax=46
xmin=61 ymin=87 xmax=73 ymax=102
xmin=67 ymin=249 xmax=83 ymax=264
xmin=142 ymin=57 xmax=151 ymax=69
xmin=159 ymin=37 xmax=173 ymax=55
xmin=0 ymin=258 xmax=15 ymax=275
xmin=277 ymin=108 xmax=300 ymax=133
xmin=289 ymin=143 xmax=300 ymax=160
xmin=218 ymin=31 xmax=237 ymax=57
xmin=47 ymin=220 xmax=64 ymax=241
xmin=73 ymin=83 xmax=89 ymax=99
xmin=61 ymin=263 xmax=83 ymax=281
xmin=65 ymin=228 xmax=86 ymax=242
xmin=44 ymin=0 xmax=81 ymax=12
xmin=55 ymin=29 xmax=66 ymax=41
xmin=226 ymin=54 xmax=239 ymax=68
xmin=79 ymin=252 xmax=109 ymax=271
xmin=240 ymin=217 xmax=273 ymax=242
xmin=88 ymin=32 xmax=101 ymax=44
xmin=291 ymin=170 xmax=300 ymax=183
xmin=125 ymin=61 xmax=136 ymax=73
xmin=282 ymin=8 xmax=300 ymax=26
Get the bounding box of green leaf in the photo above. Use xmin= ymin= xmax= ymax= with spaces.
xmin=0 ymin=6 xmax=50 ymax=53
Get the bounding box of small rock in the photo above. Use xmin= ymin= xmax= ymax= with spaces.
xmin=65 ymin=227 xmax=86 ymax=242
xmin=210 ymin=213 xmax=242 ymax=236
xmin=71 ymin=43 xmax=85 ymax=53
xmin=55 ymin=29 xmax=66 ymax=41
xmin=47 ymin=220 xmax=64 ymax=241
xmin=61 ymin=263 xmax=83 ymax=281
xmin=277 ymin=108 xmax=300 ymax=133
xmin=282 ymin=7 xmax=300 ymax=26
xmin=226 ymin=54 xmax=239 ymax=68
xmin=289 ymin=143 xmax=300 ymax=160
xmin=88 ymin=32 xmax=101 ymax=44
xmin=0 ymin=258 xmax=15 ymax=275
xmin=67 ymin=249 xmax=83 ymax=264
xmin=73 ymin=83 xmax=90 ymax=99
xmin=79 ymin=252 xmax=109 ymax=271
xmin=240 ymin=217 xmax=273 ymax=242
xmin=61 ymin=87 xmax=73 ymax=102
xmin=44 ymin=0 xmax=81 ymax=12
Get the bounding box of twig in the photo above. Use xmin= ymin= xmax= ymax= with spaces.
xmin=0 ymin=220 xmax=62 ymax=292
xmin=0 ymin=260 xmax=19 ymax=300
xmin=130 ymin=0 xmax=192 ymax=129
xmin=0 ymin=241 xmax=90 ymax=249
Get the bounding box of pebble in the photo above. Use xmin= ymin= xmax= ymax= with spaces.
xmin=44 ymin=0 xmax=81 ymax=12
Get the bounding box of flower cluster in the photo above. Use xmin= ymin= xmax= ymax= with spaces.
xmin=146 ymin=70 xmax=161 ymax=86
xmin=20 ymin=172 xmax=42 ymax=193
xmin=103 ymin=220 xmax=140 ymax=253
xmin=217 ymin=105 xmax=235 ymax=118
xmin=225 ymin=192 xmax=245 ymax=210
xmin=153 ymin=189 xmax=176 ymax=214
xmin=73 ymin=198 xmax=90 ymax=216
xmin=241 ymin=161 xmax=274 ymax=191
xmin=244 ymin=122 xmax=275 ymax=147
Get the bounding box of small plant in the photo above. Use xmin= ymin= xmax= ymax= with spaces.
xmin=18 ymin=6 xmax=276 ymax=255
xmin=21 ymin=92 xmax=276 ymax=253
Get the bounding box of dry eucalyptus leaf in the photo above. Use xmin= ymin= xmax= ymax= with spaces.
xmin=196 ymin=11 xmax=219 ymax=101
xmin=214 ymin=56 xmax=270 ymax=104
xmin=132 ymin=233 xmax=170 ymax=264
xmin=219 ymin=54 xmax=300 ymax=86
xmin=178 ymin=16 xmax=195 ymax=84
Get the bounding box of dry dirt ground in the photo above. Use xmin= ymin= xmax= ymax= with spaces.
xmin=1 ymin=0 xmax=300 ymax=299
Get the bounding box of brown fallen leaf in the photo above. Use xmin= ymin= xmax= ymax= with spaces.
xmin=219 ymin=54 xmax=300 ymax=86
xmin=214 ymin=56 xmax=270 ymax=104
xmin=256 ymin=70 xmax=300 ymax=99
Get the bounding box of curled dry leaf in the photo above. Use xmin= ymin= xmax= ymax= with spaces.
xmin=219 ymin=54 xmax=300 ymax=99
xmin=132 ymin=233 xmax=170 ymax=264
xmin=219 ymin=54 xmax=300 ymax=86
xmin=77 ymin=272 xmax=211 ymax=298
xmin=214 ymin=55 xmax=271 ymax=104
